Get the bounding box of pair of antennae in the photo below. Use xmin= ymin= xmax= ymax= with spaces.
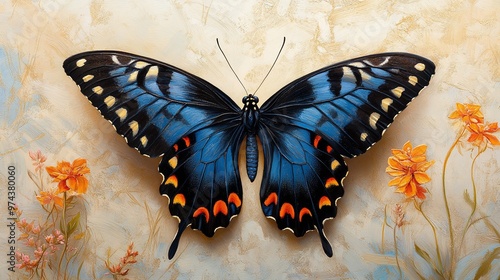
xmin=216 ymin=37 xmax=286 ymax=96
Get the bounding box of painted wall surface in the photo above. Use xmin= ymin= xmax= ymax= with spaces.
xmin=1 ymin=0 xmax=499 ymax=279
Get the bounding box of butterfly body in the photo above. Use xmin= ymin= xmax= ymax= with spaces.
xmin=242 ymin=94 xmax=260 ymax=182
xmin=63 ymin=50 xmax=435 ymax=259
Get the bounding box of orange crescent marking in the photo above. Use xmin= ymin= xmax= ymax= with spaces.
xmin=228 ymin=193 xmax=242 ymax=208
xmin=165 ymin=175 xmax=178 ymax=188
xmin=182 ymin=136 xmax=191 ymax=147
xmin=299 ymin=207 xmax=312 ymax=222
xmin=173 ymin=194 xmax=186 ymax=207
xmin=319 ymin=196 xmax=332 ymax=209
xmin=325 ymin=177 xmax=339 ymax=188
xmin=326 ymin=145 xmax=333 ymax=153
xmin=213 ymin=200 xmax=228 ymax=216
xmin=279 ymin=203 xmax=295 ymax=219
xmin=193 ymin=207 xmax=210 ymax=223
xmin=313 ymin=135 xmax=322 ymax=148
xmin=264 ymin=192 xmax=278 ymax=206
xmin=173 ymin=144 xmax=179 ymax=152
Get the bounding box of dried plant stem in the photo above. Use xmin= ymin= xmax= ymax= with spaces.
xmin=393 ymin=225 xmax=402 ymax=278
xmin=414 ymin=200 xmax=445 ymax=278
xmin=381 ymin=205 xmax=388 ymax=253
xmin=57 ymin=192 xmax=68 ymax=279
xmin=442 ymin=127 xmax=465 ymax=274
xmin=459 ymin=151 xmax=481 ymax=254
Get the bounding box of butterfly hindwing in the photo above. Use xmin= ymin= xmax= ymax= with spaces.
xmin=159 ymin=123 xmax=245 ymax=259
xmin=259 ymin=53 xmax=435 ymax=255
xmin=260 ymin=53 xmax=436 ymax=157
xmin=258 ymin=125 xmax=348 ymax=256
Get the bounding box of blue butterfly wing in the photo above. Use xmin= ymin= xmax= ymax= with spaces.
xmin=259 ymin=53 xmax=435 ymax=255
xmin=257 ymin=125 xmax=347 ymax=256
xmin=261 ymin=53 xmax=435 ymax=157
xmin=63 ymin=51 xmax=245 ymax=259
xmin=63 ymin=51 xmax=241 ymax=157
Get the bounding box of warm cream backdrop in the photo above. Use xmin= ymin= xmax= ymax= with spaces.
xmin=1 ymin=0 xmax=499 ymax=279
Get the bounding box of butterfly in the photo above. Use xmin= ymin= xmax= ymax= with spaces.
xmin=63 ymin=48 xmax=435 ymax=259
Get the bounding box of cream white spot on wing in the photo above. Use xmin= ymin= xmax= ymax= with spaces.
xmin=414 ymin=63 xmax=426 ymax=71
xmin=134 ymin=61 xmax=150 ymax=69
xmin=364 ymin=56 xmax=389 ymax=67
xmin=104 ymin=96 xmax=116 ymax=108
xmin=360 ymin=132 xmax=368 ymax=141
xmin=82 ymin=75 xmax=94 ymax=82
xmin=334 ymin=197 xmax=341 ymax=206
xmin=391 ymin=86 xmax=404 ymax=98
xmin=408 ymin=75 xmax=418 ymax=86
xmin=140 ymin=136 xmax=148 ymax=147
xmin=348 ymin=62 xmax=365 ymax=68
xmin=76 ymin=59 xmax=86 ymax=67
xmin=128 ymin=120 xmax=139 ymax=136
xmin=146 ymin=66 xmax=159 ymax=79
xmin=92 ymin=86 xmax=103 ymax=95
xmin=381 ymin=98 xmax=393 ymax=112
xmin=359 ymin=69 xmax=372 ymax=81
xmin=369 ymin=112 xmax=380 ymax=130
xmin=115 ymin=108 xmax=127 ymax=121
xmin=128 ymin=71 xmax=138 ymax=83
xmin=112 ymin=55 xmax=121 ymax=65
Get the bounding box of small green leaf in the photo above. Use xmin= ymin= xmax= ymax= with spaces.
xmin=66 ymin=212 xmax=81 ymax=237
xmin=415 ymin=244 xmax=432 ymax=265
xmin=463 ymin=190 xmax=474 ymax=207
xmin=415 ymin=243 xmax=442 ymax=276
xmin=474 ymin=247 xmax=500 ymax=280
xmin=60 ymin=218 xmax=66 ymax=235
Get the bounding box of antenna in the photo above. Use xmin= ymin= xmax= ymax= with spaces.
xmin=254 ymin=37 xmax=286 ymax=95
xmin=216 ymin=38 xmax=286 ymax=96
xmin=216 ymin=38 xmax=249 ymax=95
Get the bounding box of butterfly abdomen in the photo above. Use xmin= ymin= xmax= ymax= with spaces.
xmin=246 ymin=133 xmax=258 ymax=182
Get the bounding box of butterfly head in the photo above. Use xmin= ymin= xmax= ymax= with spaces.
xmin=242 ymin=94 xmax=260 ymax=133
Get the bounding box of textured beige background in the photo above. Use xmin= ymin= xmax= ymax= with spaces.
xmin=1 ymin=0 xmax=499 ymax=279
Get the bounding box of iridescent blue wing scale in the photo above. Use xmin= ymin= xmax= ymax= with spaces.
xmin=63 ymin=51 xmax=244 ymax=259
xmin=259 ymin=53 xmax=435 ymax=255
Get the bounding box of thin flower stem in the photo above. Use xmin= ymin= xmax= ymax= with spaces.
xmin=57 ymin=192 xmax=68 ymax=279
xmin=38 ymin=168 xmax=43 ymax=192
xmin=442 ymin=127 xmax=465 ymax=274
xmin=393 ymin=225 xmax=402 ymax=278
xmin=382 ymin=205 xmax=388 ymax=253
xmin=458 ymin=150 xmax=481 ymax=254
xmin=414 ymin=200 xmax=445 ymax=277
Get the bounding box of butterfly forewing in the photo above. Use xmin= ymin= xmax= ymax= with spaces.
xmin=63 ymin=51 xmax=241 ymax=157
xmin=261 ymin=53 xmax=435 ymax=157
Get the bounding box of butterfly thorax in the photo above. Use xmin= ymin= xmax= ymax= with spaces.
xmin=242 ymin=94 xmax=260 ymax=182
xmin=242 ymin=94 xmax=260 ymax=133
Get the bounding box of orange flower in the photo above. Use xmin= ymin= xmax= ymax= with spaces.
xmin=448 ymin=103 xmax=484 ymax=125
xmin=386 ymin=141 xmax=434 ymax=199
xmin=36 ymin=189 xmax=64 ymax=207
xmin=467 ymin=122 xmax=500 ymax=147
xmin=390 ymin=141 xmax=428 ymax=165
xmin=46 ymin=158 xmax=90 ymax=194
